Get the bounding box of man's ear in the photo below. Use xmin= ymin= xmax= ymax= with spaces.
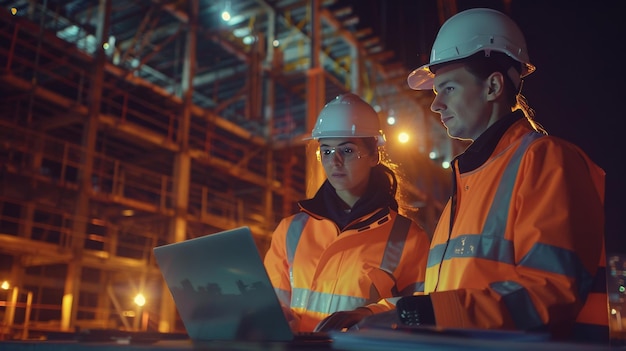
xmin=486 ymin=72 xmax=504 ymax=101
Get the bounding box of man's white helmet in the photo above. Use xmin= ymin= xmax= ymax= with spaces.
xmin=407 ymin=8 xmax=535 ymax=91
xmin=306 ymin=93 xmax=385 ymax=146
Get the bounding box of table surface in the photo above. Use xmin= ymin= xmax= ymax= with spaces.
xmin=0 ymin=339 xmax=333 ymax=351
xmin=0 ymin=329 xmax=621 ymax=351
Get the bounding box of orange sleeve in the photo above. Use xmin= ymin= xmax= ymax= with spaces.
xmin=263 ymin=216 xmax=293 ymax=298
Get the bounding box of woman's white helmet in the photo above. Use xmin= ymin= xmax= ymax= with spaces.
xmin=407 ymin=8 xmax=535 ymax=91
xmin=307 ymin=93 xmax=385 ymax=146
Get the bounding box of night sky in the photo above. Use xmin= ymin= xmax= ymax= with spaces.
xmin=345 ymin=0 xmax=625 ymax=254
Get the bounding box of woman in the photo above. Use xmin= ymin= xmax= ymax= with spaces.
xmin=263 ymin=93 xmax=431 ymax=332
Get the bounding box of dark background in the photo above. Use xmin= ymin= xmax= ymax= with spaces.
xmin=346 ymin=0 xmax=625 ymax=254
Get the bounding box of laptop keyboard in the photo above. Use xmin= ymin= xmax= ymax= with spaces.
xmin=294 ymin=331 xmax=332 ymax=342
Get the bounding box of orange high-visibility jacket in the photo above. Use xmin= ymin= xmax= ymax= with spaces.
xmin=426 ymin=112 xmax=608 ymax=342
xmin=264 ymin=200 xmax=430 ymax=332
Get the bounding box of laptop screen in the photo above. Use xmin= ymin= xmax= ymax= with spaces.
xmin=153 ymin=226 xmax=295 ymax=341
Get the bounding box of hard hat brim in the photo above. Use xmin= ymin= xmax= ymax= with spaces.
xmin=407 ymin=57 xmax=535 ymax=91
xmin=407 ymin=65 xmax=435 ymax=91
xmin=302 ymin=133 xmax=385 ymax=147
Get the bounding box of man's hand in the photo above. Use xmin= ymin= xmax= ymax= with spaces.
xmin=396 ymin=295 xmax=436 ymax=326
xmin=314 ymin=307 xmax=373 ymax=332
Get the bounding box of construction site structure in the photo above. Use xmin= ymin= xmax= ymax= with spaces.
xmin=0 ymin=0 xmax=453 ymax=339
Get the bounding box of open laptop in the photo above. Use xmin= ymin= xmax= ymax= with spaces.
xmin=153 ymin=226 xmax=330 ymax=344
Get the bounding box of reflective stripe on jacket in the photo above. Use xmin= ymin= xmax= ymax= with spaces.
xmin=427 ymin=118 xmax=608 ymax=343
xmin=264 ymin=209 xmax=430 ymax=332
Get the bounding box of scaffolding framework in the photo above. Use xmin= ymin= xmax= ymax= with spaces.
xmin=0 ymin=0 xmax=449 ymax=338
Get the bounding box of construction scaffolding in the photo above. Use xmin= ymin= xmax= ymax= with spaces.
xmin=0 ymin=0 xmax=449 ymax=339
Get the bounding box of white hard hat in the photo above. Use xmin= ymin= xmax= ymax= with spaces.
xmin=407 ymin=8 xmax=535 ymax=90
xmin=306 ymin=93 xmax=386 ymax=146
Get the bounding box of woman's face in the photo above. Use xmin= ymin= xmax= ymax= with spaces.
xmin=318 ymin=137 xmax=378 ymax=199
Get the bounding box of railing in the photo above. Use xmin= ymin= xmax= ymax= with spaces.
xmin=0 ymin=287 xmax=32 ymax=340
xmin=0 ymin=6 xmax=309 ymax=338
xmin=0 ymin=11 xmax=305 ymax=231
xmin=0 ymin=119 xmax=276 ymax=239
xmin=0 ymin=9 xmax=306 ymax=153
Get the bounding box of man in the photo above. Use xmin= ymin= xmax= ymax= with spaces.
xmin=317 ymin=8 xmax=608 ymax=344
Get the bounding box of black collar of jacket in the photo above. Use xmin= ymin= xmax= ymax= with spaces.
xmin=299 ymin=168 xmax=395 ymax=231
xmin=456 ymin=110 xmax=525 ymax=173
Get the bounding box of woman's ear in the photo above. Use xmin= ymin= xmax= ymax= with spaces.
xmin=371 ymin=150 xmax=381 ymax=166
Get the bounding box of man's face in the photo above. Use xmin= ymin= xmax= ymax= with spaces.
xmin=430 ymin=63 xmax=493 ymax=141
